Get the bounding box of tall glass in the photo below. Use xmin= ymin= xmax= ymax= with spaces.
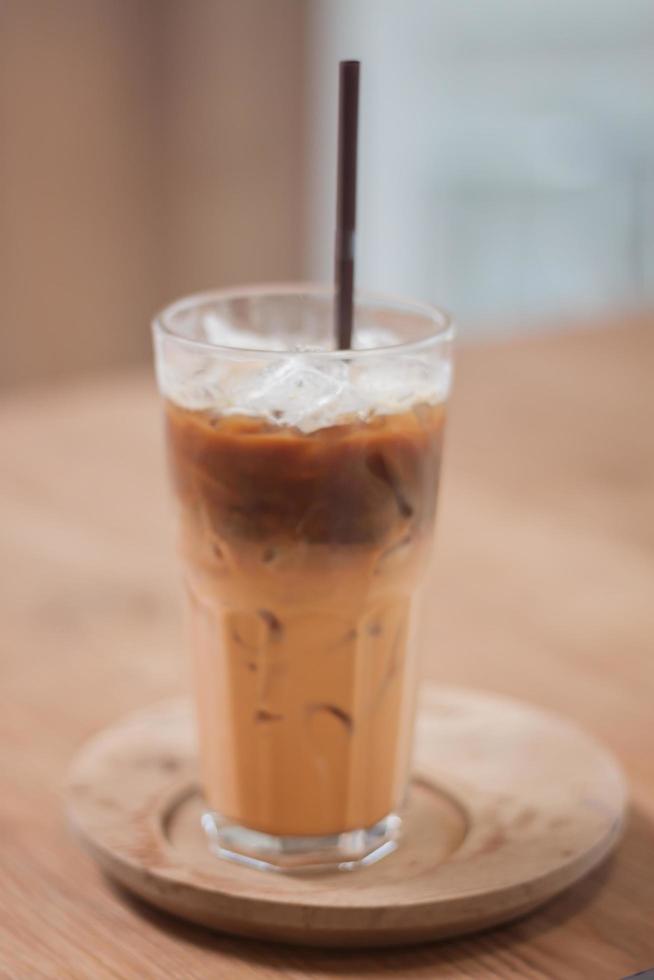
xmin=152 ymin=285 xmax=453 ymax=871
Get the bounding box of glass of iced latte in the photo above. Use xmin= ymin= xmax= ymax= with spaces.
xmin=153 ymin=285 xmax=453 ymax=871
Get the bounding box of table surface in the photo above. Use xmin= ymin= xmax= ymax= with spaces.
xmin=1 ymin=320 xmax=653 ymax=979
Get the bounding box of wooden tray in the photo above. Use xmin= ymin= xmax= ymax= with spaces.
xmin=67 ymin=685 xmax=626 ymax=947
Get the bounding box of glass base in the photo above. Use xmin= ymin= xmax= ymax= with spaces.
xmin=201 ymin=810 xmax=402 ymax=873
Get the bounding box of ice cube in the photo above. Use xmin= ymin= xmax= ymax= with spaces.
xmin=353 ymin=355 xmax=451 ymax=414
xmin=161 ymin=318 xmax=450 ymax=427
xmin=225 ymin=357 xmax=361 ymax=431
xmin=155 ymin=341 xmax=230 ymax=410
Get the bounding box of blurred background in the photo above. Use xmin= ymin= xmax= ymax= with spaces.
xmin=2 ymin=0 xmax=654 ymax=390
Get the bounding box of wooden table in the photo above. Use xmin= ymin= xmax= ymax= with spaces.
xmin=1 ymin=321 xmax=653 ymax=979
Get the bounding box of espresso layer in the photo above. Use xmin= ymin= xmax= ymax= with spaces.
xmin=165 ymin=402 xmax=445 ymax=545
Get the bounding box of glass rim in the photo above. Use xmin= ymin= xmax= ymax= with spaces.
xmin=152 ymin=282 xmax=455 ymax=359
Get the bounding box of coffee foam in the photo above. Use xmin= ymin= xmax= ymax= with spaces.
xmin=158 ymin=317 xmax=451 ymax=433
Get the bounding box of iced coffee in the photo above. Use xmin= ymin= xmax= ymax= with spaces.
xmin=153 ymin=287 xmax=453 ymax=869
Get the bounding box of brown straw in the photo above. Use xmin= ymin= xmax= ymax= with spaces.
xmin=334 ymin=60 xmax=360 ymax=350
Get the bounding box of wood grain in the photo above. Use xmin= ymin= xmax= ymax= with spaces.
xmin=1 ymin=321 xmax=653 ymax=976
xmin=66 ymin=688 xmax=625 ymax=947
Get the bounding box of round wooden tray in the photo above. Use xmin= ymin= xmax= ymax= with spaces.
xmin=67 ymin=685 xmax=626 ymax=947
